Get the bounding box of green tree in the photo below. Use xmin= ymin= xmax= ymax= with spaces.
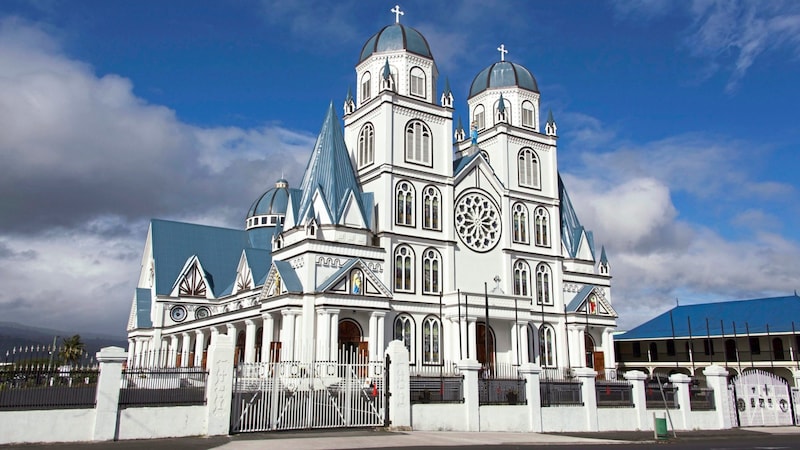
xmin=59 ymin=334 xmax=85 ymax=366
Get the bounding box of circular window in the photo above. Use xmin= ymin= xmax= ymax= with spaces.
xmin=194 ymin=306 xmax=210 ymax=320
xmin=170 ymin=305 xmax=187 ymax=322
xmin=454 ymin=192 xmax=502 ymax=252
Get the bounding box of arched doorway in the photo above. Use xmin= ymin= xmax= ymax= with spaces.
xmin=338 ymin=319 xmax=367 ymax=362
xmin=476 ymin=322 xmax=495 ymax=374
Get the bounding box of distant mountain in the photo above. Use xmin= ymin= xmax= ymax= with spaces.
xmin=0 ymin=321 xmax=127 ymax=362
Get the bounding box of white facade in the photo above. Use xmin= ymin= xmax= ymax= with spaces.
xmin=127 ymin=14 xmax=617 ymax=376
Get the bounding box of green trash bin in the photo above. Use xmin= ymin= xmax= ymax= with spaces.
xmin=654 ymin=414 xmax=668 ymax=439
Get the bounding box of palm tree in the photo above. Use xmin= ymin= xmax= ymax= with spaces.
xmin=59 ymin=335 xmax=85 ymax=367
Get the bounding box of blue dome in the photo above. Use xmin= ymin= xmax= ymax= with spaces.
xmin=468 ymin=61 xmax=539 ymax=98
xmin=359 ymin=24 xmax=433 ymax=63
xmin=247 ymin=179 xmax=290 ymax=218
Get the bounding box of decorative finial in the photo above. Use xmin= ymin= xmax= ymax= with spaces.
xmin=497 ymin=44 xmax=508 ymax=62
xmin=391 ymin=5 xmax=404 ymax=24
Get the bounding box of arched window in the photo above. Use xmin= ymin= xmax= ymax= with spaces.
xmin=393 ymin=314 xmax=414 ymax=359
xmin=405 ymin=120 xmax=432 ymax=166
xmin=518 ymin=148 xmax=540 ymax=189
xmin=539 ymin=325 xmax=556 ymax=367
xmin=361 ymin=72 xmax=371 ymax=103
xmin=512 ymin=202 xmax=529 ymax=243
xmin=395 ymin=181 xmax=415 ymax=226
xmin=473 ymin=104 xmax=485 ymax=130
xmin=422 ymin=315 xmax=441 ymax=364
xmin=422 ymin=185 xmax=441 ymax=230
xmin=357 ymin=123 xmax=374 ymax=168
xmin=394 ymin=245 xmax=414 ymax=292
xmin=513 ymin=260 xmax=530 ymax=296
xmin=422 ymin=248 xmax=441 ymax=294
xmin=536 ymin=263 xmax=552 ymax=305
xmin=534 ymin=207 xmax=549 ymax=246
xmin=522 ymin=101 xmax=535 ymax=128
xmin=409 ymin=66 xmax=426 ymax=98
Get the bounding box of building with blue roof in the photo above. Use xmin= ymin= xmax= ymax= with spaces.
xmin=127 ymin=6 xmax=615 ymax=376
xmin=615 ymin=295 xmax=800 ymax=384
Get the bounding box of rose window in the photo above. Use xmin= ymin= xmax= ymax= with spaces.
xmin=454 ymin=192 xmax=502 ymax=252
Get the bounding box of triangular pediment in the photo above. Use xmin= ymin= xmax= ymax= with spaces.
xmin=235 ymin=251 xmax=254 ymax=293
xmin=453 ymin=155 xmax=504 ymax=200
xmin=573 ymin=287 xmax=617 ymax=318
xmin=317 ymin=258 xmax=392 ymax=298
xmin=339 ymin=190 xmax=367 ymax=228
xmin=261 ymin=260 xmax=303 ymax=299
xmin=170 ymin=256 xmax=214 ymax=299
xmin=575 ymin=230 xmax=595 ymax=261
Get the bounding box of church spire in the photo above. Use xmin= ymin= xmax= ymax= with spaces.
xmin=344 ymin=86 xmax=355 ymax=115
xmin=441 ymin=77 xmax=454 ymax=108
xmin=545 ymin=109 xmax=558 ymax=136
xmin=599 ymin=245 xmax=610 ymax=275
xmin=454 ymin=116 xmax=465 ymax=141
xmin=496 ymin=93 xmax=508 ymax=123
xmin=381 ymin=58 xmax=394 ymax=91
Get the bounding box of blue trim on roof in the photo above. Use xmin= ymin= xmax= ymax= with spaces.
xmin=135 ymin=288 xmax=152 ymax=328
xmin=618 ymin=295 xmax=800 ymax=340
xmin=244 ymin=248 xmax=272 ymax=286
xmin=453 ymin=151 xmax=482 ymax=174
xmin=317 ymin=258 xmax=359 ymax=292
xmin=274 ymin=260 xmax=302 ymax=293
xmin=559 ymin=174 xmax=593 ymax=259
xmin=600 ymin=246 xmax=608 ymax=264
xmin=566 ymin=285 xmax=596 ymax=312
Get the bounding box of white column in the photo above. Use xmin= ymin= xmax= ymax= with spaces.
xmin=377 ymin=312 xmax=385 ymax=361
xmin=624 ymin=370 xmax=649 ymax=430
xmin=93 ymin=347 xmax=127 ymax=441
xmin=519 ymin=363 xmax=542 ymax=432
xmin=460 ymin=316 xmax=468 ymax=360
xmin=127 ymin=339 xmax=135 ymax=367
xmin=604 ymin=328 xmax=617 ymax=368
xmin=169 ymin=335 xmax=179 ymax=367
xmin=573 ymin=367 xmax=599 ymax=431
xmin=329 ymin=309 xmax=340 ymax=362
xmin=670 ymin=373 xmax=692 ymax=430
xmin=261 ymin=313 xmax=274 ymax=363
xmin=194 ymin=329 xmax=205 ymax=367
xmin=205 ymin=334 xmax=235 ymax=436
xmin=181 ymin=332 xmax=191 ymax=368
xmin=467 ymin=318 xmax=477 ymax=361
xmin=702 ymin=365 xmax=733 ymax=429
xmin=511 ymin=321 xmax=519 ymax=365
xmin=244 ymin=319 xmax=257 ymax=363
xmin=282 ymin=310 xmax=295 ymax=361
xmin=458 ymin=359 xmax=482 ymax=431
xmin=369 ymin=312 xmax=378 ymax=360
xmin=293 ymin=312 xmax=302 ymax=360
xmin=578 ymin=327 xmax=587 ymax=368
xmin=318 ymin=310 xmax=331 ymax=360
xmin=519 ymin=321 xmax=530 ymax=364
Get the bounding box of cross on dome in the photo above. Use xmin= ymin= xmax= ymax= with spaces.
xmin=497 ymin=44 xmax=508 ymax=61
xmin=391 ymin=5 xmax=404 ymax=24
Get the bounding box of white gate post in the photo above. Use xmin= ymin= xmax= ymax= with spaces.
xmin=206 ymin=333 xmax=235 ymax=436
xmin=702 ymin=365 xmax=732 ymax=429
xmin=386 ymin=340 xmax=411 ymax=429
xmin=669 ymin=373 xmax=692 ymax=430
xmin=92 ymin=346 xmax=127 ymax=441
xmin=457 ymin=359 xmax=482 ymax=431
xmin=518 ymin=363 xmax=542 ymax=432
xmin=624 ymin=370 xmax=649 ymax=430
xmin=573 ymin=367 xmax=599 ymax=431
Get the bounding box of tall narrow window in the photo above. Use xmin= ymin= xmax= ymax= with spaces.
xmin=536 ymin=263 xmax=552 ymax=305
xmin=405 ymin=120 xmax=432 ymax=166
xmin=422 ymin=316 xmax=441 ymax=364
xmin=518 ymin=148 xmax=540 ymax=189
xmin=357 ymin=123 xmax=374 ymax=168
xmin=473 ymin=105 xmax=485 ymax=130
xmin=512 ymin=202 xmax=529 ymax=243
xmin=773 ymin=338 xmax=785 ymax=361
xmin=422 ymin=248 xmax=441 ymax=294
xmin=395 ymin=181 xmax=415 ymax=226
xmin=522 ymin=101 xmax=535 ymax=128
xmin=539 ymin=325 xmax=556 ymax=367
xmin=361 ymin=72 xmax=371 ymax=103
xmin=393 ymin=315 xmax=414 ymax=359
xmin=422 ymin=185 xmax=441 ymax=230
xmin=394 ymin=245 xmax=414 ymax=292
xmin=409 ymin=67 xmax=426 ymax=98
xmin=513 ymin=260 xmax=530 ymax=296
xmin=534 ymin=207 xmax=549 ymax=247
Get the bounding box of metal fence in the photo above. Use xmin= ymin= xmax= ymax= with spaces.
xmin=540 ymin=369 xmax=582 ymax=407
xmin=689 ymin=386 xmax=716 ymax=411
xmin=645 ymin=383 xmax=679 ymax=409
xmin=0 ymin=366 xmax=99 ymax=409
xmin=478 ymin=363 xmax=526 ymax=405
xmin=596 ymin=379 xmax=634 ymax=408
xmin=409 ymin=360 xmax=463 ymax=404
xmin=119 ymin=367 xmax=207 ymax=407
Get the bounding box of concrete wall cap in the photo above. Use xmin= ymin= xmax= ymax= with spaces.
xmin=518 ymin=363 xmax=542 ymax=374
xmin=702 ymin=365 xmax=729 ymax=377
xmin=623 ymin=370 xmax=648 ymax=381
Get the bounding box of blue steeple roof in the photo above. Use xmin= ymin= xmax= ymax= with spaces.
xmin=559 ymin=174 xmax=593 ymax=259
xmin=600 ymin=246 xmax=608 ymax=264
xmin=296 ymin=102 xmax=369 ymax=226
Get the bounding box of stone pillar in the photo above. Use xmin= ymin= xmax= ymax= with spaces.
xmin=169 ymin=335 xmax=179 ymax=367
xmin=92 ymin=346 xmax=127 ymax=441
xmin=624 ymin=370 xmax=649 ymax=430
xmin=466 ymin=318 xmax=477 ymax=360
xmin=329 ymin=309 xmax=340 ymax=362
xmin=282 ymin=310 xmax=295 ymax=361
xmin=519 ymin=321 xmax=530 ymax=364
xmin=386 ymin=340 xmax=411 ymax=429
xmin=261 ymin=313 xmax=274 ymax=363
xmin=181 ymin=333 xmax=191 ymax=368
xmin=369 ymin=312 xmax=379 ymax=360
xmin=519 ymin=363 xmax=542 ymax=432
xmin=457 ymin=359 xmax=482 ymax=431
xmin=244 ymin=319 xmax=257 ymax=363
xmin=127 ymin=339 xmax=135 ymax=367
xmin=670 ymin=373 xmax=692 ymax=430
xmin=206 ymin=333 xmax=235 ymax=436
xmin=702 ymin=365 xmax=732 ymax=429
xmin=573 ymin=367 xmax=598 ymax=431
xmin=603 ymin=328 xmax=616 ymax=370
xmin=194 ymin=330 xmax=205 ymax=367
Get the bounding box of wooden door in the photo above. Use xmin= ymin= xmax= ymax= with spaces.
xmin=593 ymin=351 xmax=605 ymax=379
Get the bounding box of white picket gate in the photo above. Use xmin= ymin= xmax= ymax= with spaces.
xmin=230 ymin=358 xmax=386 ymax=432
xmin=730 ymin=370 xmax=793 ymax=427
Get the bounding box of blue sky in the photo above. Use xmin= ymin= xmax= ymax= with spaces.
xmin=0 ymin=0 xmax=799 ymax=337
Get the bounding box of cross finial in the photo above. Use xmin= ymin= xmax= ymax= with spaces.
xmin=391 ymin=5 xmax=404 ymax=24
xmin=497 ymin=44 xmax=508 ymax=61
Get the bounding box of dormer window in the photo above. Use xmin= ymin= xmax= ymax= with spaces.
xmin=410 ymin=67 xmax=426 ymax=98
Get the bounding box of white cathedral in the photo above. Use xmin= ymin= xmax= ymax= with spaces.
xmin=127 ymin=8 xmax=618 ymax=374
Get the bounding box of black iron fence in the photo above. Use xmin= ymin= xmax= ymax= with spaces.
xmin=0 ymin=366 xmax=99 ymax=409
xmin=119 ymin=367 xmax=207 ymax=407
xmin=689 ymin=386 xmax=716 ymax=411
xmin=645 ymin=383 xmax=679 ymax=409
xmin=479 ymin=378 xmax=527 ymax=405
xmin=410 ymin=376 xmax=464 ymax=403
xmin=596 ymin=379 xmax=634 ymax=408
xmin=540 ymin=369 xmax=582 ymax=407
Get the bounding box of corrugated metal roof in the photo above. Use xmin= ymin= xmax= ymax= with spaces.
xmin=244 ymin=248 xmax=272 ymax=286
xmin=469 ymin=61 xmax=539 ymax=98
xmin=359 ymin=23 xmax=433 ymax=63
xmin=151 ymin=219 xmax=259 ymax=297
xmin=566 ymin=285 xmax=595 ymax=312
xmin=135 ymin=288 xmax=152 ymax=328
xmin=317 ymin=258 xmax=358 ymax=292
xmin=559 ymin=174 xmax=593 ymax=259
xmin=274 ymin=260 xmax=302 ymax=293
xmin=618 ymin=295 xmax=800 ymax=340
